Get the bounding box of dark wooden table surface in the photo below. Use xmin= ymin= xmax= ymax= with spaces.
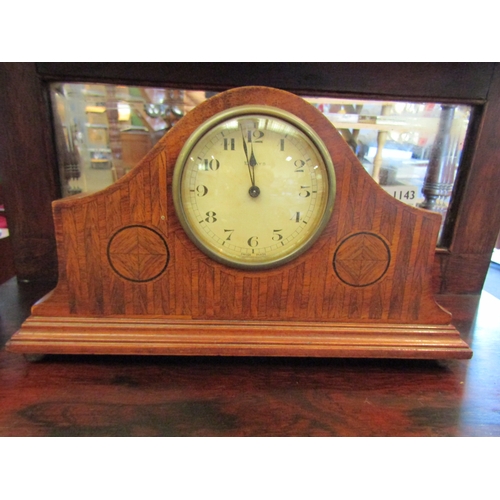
xmin=0 ymin=277 xmax=499 ymax=437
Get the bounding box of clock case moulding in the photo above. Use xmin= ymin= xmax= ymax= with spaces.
xmin=7 ymin=86 xmax=472 ymax=359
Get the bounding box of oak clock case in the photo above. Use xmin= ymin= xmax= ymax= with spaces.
xmin=172 ymin=106 xmax=336 ymax=270
xmin=7 ymin=86 xmax=472 ymax=360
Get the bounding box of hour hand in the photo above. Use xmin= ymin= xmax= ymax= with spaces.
xmin=249 ymin=143 xmax=257 ymax=168
xmin=247 ymin=142 xmax=260 ymax=198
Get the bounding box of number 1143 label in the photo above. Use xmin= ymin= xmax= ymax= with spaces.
xmin=382 ymin=185 xmax=422 ymax=207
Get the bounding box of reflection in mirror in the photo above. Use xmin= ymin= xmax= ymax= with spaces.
xmin=304 ymin=97 xmax=471 ymax=216
xmin=50 ymin=84 xmax=472 ymax=243
xmin=50 ymin=83 xmax=205 ymax=196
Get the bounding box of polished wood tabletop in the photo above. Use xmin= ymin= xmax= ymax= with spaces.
xmin=0 ymin=277 xmax=499 ymax=437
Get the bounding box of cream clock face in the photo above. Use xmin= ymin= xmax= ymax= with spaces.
xmin=173 ymin=105 xmax=336 ymax=269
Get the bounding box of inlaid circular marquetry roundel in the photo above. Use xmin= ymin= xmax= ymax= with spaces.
xmin=107 ymin=225 xmax=169 ymax=282
xmin=333 ymin=232 xmax=390 ymax=287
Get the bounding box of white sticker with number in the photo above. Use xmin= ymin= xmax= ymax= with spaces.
xmin=382 ymin=185 xmax=422 ymax=207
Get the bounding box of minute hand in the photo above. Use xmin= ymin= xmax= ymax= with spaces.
xmin=240 ymin=127 xmax=255 ymax=186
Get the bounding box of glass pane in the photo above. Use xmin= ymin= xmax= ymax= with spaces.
xmin=50 ymin=83 xmax=472 ymax=242
xmin=304 ymin=97 xmax=471 ymax=219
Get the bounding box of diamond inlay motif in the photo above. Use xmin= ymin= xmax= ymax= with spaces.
xmin=108 ymin=225 xmax=169 ymax=282
xmin=333 ymin=232 xmax=390 ymax=287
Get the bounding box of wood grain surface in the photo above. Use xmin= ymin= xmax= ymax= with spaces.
xmin=0 ymin=278 xmax=497 ymax=436
xmin=0 ymin=64 xmax=59 ymax=282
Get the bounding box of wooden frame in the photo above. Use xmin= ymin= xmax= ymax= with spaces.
xmin=1 ymin=63 xmax=499 ymax=295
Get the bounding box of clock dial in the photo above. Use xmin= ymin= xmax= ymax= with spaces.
xmin=173 ymin=106 xmax=336 ymax=269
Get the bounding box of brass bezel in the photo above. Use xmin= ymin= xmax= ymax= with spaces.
xmin=172 ymin=105 xmax=336 ymax=270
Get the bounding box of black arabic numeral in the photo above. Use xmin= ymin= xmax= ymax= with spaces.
xmin=203 ymin=158 xmax=220 ymax=171
xmin=196 ymin=185 xmax=208 ymax=197
xmin=205 ymin=211 xmax=217 ymax=223
xmin=247 ymin=236 xmax=259 ymax=247
xmin=247 ymin=130 xmax=264 ymax=143
xmin=299 ymin=186 xmax=311 ymax=197
xmin=272 ymin=229 xmax=283 ymax=241
xmin=294 ymin=160 xmax=305 ymax=172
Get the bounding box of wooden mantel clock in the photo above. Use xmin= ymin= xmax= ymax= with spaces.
xmin=8 ymin=86 xmax=472 ymax=359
